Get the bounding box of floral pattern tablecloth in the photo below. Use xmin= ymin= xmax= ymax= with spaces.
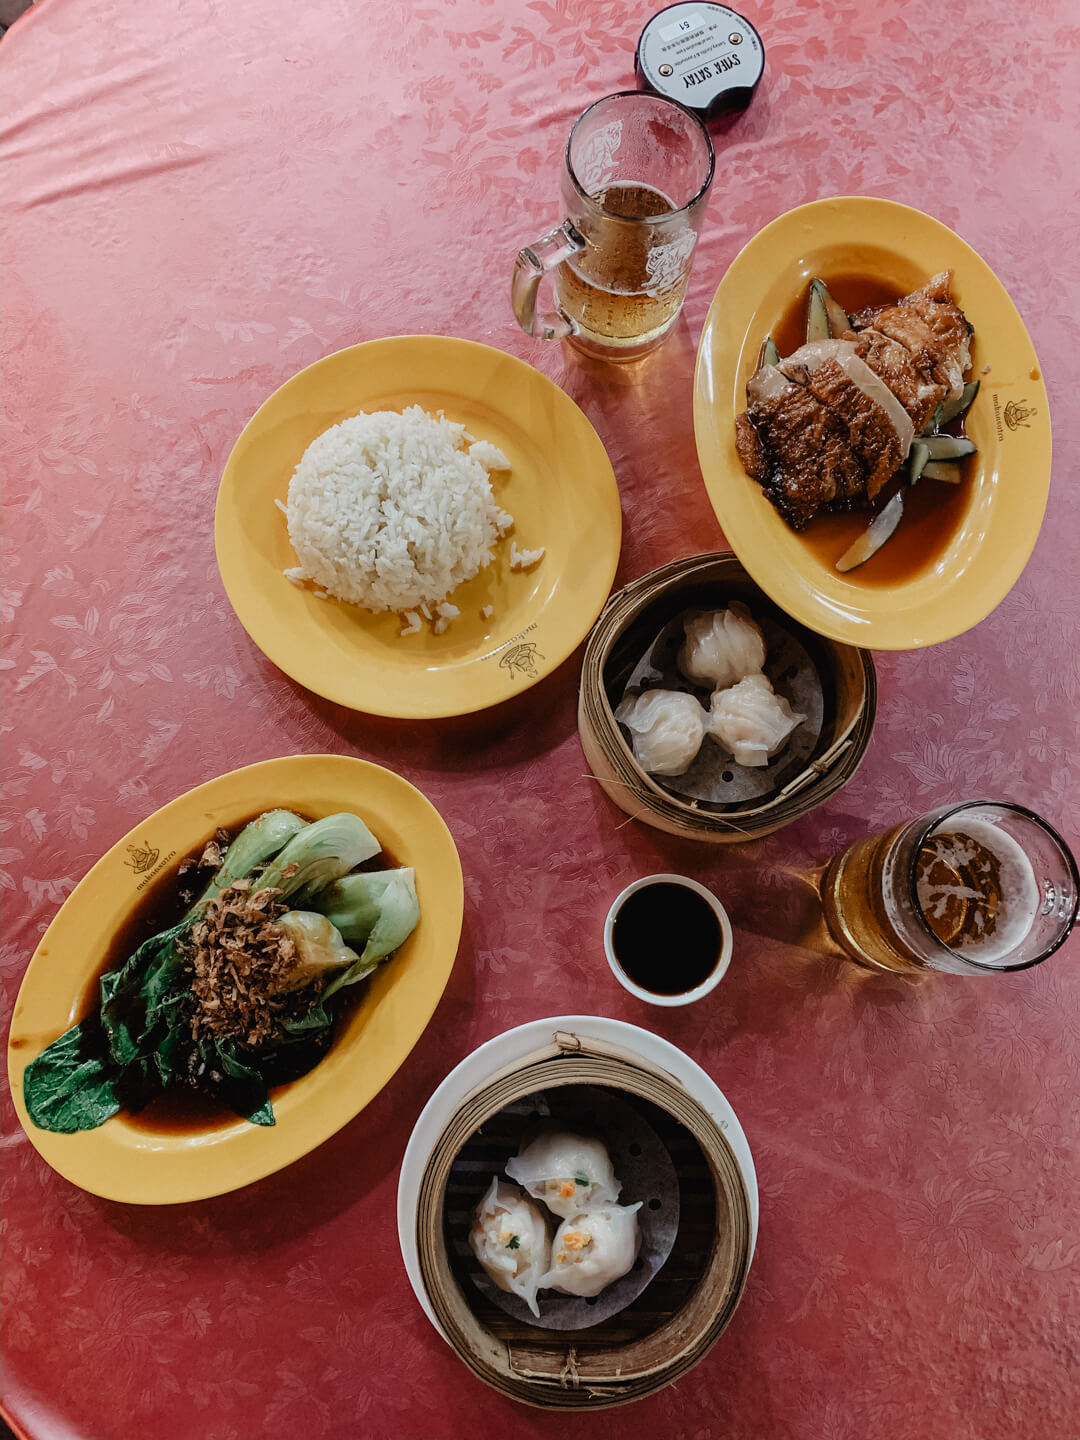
xmin=2 ymin=0 xmax=1078 ymax=1436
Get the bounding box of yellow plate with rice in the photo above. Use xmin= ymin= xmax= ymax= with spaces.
xmin=215 ymin=336 xmax=622 ymax=717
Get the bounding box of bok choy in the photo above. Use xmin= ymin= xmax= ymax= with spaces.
xmin=21 ymin=808 xmax=418 ymax=1134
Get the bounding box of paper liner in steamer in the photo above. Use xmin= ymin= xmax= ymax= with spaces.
xmin=449 ymin=1085 xmax=680 ymax=1331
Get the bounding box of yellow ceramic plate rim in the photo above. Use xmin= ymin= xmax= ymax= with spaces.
xmin=215 ymin=335 xmax=622 ymax=717
xmin=8 ymin=755 xmax=464 ymax=1205
xmin=693 ymin=197 xmax=1052 ymax=649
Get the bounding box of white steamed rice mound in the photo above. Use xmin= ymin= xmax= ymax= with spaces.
xmin=284 ymin=406 xmax=512 ymax=613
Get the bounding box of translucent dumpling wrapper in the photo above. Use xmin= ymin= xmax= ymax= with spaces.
xmin=614 ymin=689 xmax=707 ymax=777
xmin=678 ymin=603 xmax=766 ymax=689
xmin=505 ymin=1131 xmax=621 ymax=1219
xmin=538 ymin=1203 xmax=643 ymax=1298
xmin=707 ymin=673 xmax=806 ymax=768
xmin=469 ymin=1178 xmax=552 ymax=1318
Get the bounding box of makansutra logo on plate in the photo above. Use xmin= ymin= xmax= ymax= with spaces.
xmin=1004 ymin=399 xmax=1037 ymax=430
xmin=125 ymin=840 xmax=160 ymax=875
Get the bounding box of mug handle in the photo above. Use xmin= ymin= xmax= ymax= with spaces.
xmin=511 ymin=220 xmax=586 ymax=340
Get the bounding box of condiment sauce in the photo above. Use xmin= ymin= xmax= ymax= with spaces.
xmin=76 ymin=812 xmax=396 ymax=1136
xmin=611 ymin=882 xmax=722 ymax=995
xmin=770 ymin=274 xmax=974 ymax=586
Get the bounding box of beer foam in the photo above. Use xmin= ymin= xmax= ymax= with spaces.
xmin=917 ymin=816 xmax=1040 ymax=964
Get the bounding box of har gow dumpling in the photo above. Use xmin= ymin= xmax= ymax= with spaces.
xmin=678 ymin=603 xmax=766 ymax=689
xmin=505 ymin=1131 xmax=620 ymax=1219
xmin=538 ymin=1203 xmax=643 ymax=1298
xmin=614 ymin=690 xmax=707 ymax=777
xmin=707 ymin=673 xmax=805 ymax=768
xmin=469 ymin=1178 xmax=552 ymax=1318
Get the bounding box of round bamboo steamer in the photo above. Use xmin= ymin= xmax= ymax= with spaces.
xmin=578 ymin=551 xmax=876 ymax=842
xmin=412 ymin=1027 xmax=754 ymax=1410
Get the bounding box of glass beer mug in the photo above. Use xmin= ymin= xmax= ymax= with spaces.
xmin=511 ymin=91 xmax=714 ymax=361
xmin=821 ymin=800 xmax=1078 ymax=976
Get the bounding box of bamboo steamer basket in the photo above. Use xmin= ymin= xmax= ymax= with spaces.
xmin=398 ymin=1016 xmax=757 ymax=1411
xmin=579 ymin=551 xmax=876 ymax=842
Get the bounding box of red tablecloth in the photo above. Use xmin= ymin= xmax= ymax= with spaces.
xmin=3 ymin=1 xmax=1079 ymax=1436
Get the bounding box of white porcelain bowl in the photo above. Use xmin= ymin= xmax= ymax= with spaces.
xmin=604 ymin=874 xmax=733 ymax=1007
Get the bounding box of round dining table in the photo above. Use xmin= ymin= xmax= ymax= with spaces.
xmin=2 ymin=0 xmax=1078 ymax=1436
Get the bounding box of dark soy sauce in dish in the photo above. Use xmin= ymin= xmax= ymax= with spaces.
xmin=611 ymin=883 xmax=722 ymax=996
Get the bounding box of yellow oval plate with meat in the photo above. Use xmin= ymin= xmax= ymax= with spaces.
xmin=215 ymin=336 xmax=622 ymax=716
xmin=7 ymin=755 xmax=463 ymax=1204
xmin=694 ymin=197 xmax=1052 ymax=649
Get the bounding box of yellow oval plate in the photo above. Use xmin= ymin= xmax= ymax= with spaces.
xmin=8 ymin=755 xmax=464 ymax=1204
xmin=216 ymin=336 xmax=622 ymax=716
xmin=694 ymin=197 xmax=1052 ymax=649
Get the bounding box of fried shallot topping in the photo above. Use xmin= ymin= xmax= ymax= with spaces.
xmin=183 ymin=879 xmax=312 ymax=1047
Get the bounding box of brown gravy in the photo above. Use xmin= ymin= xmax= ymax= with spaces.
xmin=767 ymin=275 xmax=973 ymax=586
xmin=86 ymin=811 xmax=394 ymax=1137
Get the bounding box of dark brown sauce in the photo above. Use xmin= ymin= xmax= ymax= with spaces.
xmin=611 ymin=883 xmax=722 ymax=996
xmin=769 ymin=275 xmax=973 ymax=586
xmin=85 ymin=811 xmax=397 ymax=1136
xmin=772 ymin=273 xmax=898 ymax=357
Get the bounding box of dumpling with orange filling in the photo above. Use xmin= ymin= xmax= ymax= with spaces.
xmin=505 ymin=1131 xmax=620 ymax=1220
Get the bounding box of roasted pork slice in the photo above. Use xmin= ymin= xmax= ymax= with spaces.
xmin=852 ymin=270 xmax=971 ymax=405
xmin=804 ymin=357 xmax=904 ymax=501
xmin=736 ymin=338 xmax=914 ymax=523
xmin=852 ymin=328 xmax=945 ymax=433
xmin=737 ymin=371 xmax=864 ymax=530
xmin=735 ymin=273 xmax=974 ymax=533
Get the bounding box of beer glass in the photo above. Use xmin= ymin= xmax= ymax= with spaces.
xmin=820 ymin=801 xmax=1078 ymax=975
xmin=511 ymin=91 xmax=714 ymax=361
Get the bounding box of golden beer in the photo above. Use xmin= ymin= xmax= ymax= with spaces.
xmin=555 ymin=183 xmax=688 ymax=357
xmin=821 ymin=802 xmax=1077 ymax=976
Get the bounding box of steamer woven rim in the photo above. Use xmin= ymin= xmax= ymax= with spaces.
xmin=414 ymin=1033 xmax=753 ymax=1410
xmin=580 ymin=551 xmax=876 ymax=836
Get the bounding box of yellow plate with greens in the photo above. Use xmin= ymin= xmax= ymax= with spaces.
xmin=8 ymin=755 xmax=463 ymax=1204
xmin=215 ymin=336 xmax=622 ymax=716
xmin=694 ymin=197 xmax=1052 ymax=649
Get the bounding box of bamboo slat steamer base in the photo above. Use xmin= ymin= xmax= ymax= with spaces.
xmin=414 ymin=1031 xmax=753 ymax=1409
xmin=578 ymin=552 xmax=877 ymax=842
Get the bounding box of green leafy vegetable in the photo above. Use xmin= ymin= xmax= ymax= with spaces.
xmin=573 ymin=1171 xmax=589 ymax=1187
xmin=274 ymin=911 xmax=359 ymax=986
xmin=257 ymin=813 xmax=381 ymax=902
xmin=506 ymin=1235 xmax=520 ymax=1250
xmin=192 ymin=810 xmax=307 ymax=910
xmin=21 ymin=1018 xmax=124 ymax=1133
xmin=22 ymin=808 xmax=413 ymax=1136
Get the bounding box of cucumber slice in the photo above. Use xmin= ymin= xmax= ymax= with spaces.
xmin=758 ymin=334 xmax=780 ymax=368
xmin=909 ymin=440 xmax=930 ymax=485
xmin=806 ymin=283 xmax=830 ymax=343
xmin=923 ymin=435 xmax=975 ymax=460
xmin=813 ymin=278 xmax=852 ymax=337
xmin=930 ymin=380 xmax=980 ymax=431
xmin=921 ymin=461 xmax=967 ymax=483
xmin=836 ymin=491 xmax=905 ymax=573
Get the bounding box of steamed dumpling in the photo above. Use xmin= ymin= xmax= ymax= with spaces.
xmin=678 ymin=603 xmax=766 ymax=689
xmin=614 ymin=690 xmax=707 ymax=777
xmin=469 ymin=1178 xmax=552 ymax=1318
xmin=538 ymin=1203 xmax=643 ymax=1297
xmin=505 ymin=1131 xmax=620 ymax=1219
xmin=708 ymin=673 xmax=805 ymax=768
